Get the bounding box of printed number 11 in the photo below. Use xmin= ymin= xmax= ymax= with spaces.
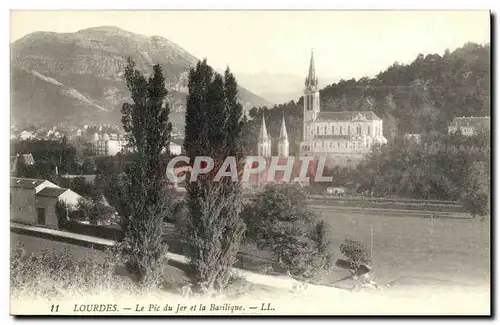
xmin=51 ymin=304 xmax=59 ymax=312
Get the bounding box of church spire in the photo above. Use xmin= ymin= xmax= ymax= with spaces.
xmin=259 ymin=114 xmax=269 ymax=141
xmin=279 ymin=115 xmax=288 ymax=140
xmin=278 ymin=114 xmax=289 ymax=157
xmin=305 ymin=49 xmax=318 ymax=87
xmin=258 ymin=114 xmax=271 ymax=158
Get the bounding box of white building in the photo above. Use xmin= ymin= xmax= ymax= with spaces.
xmin=169 ymin=141 xmax=183 ymax=156
xmin=300 ymin=51 xmax=387 ymax=167
xmin=91 ymin=133 xmax=128 ymax=156
xmin=448 ymin=116 xmax=490 ymax=136
xmin=36 ymin=187 xmax=83 ymax=209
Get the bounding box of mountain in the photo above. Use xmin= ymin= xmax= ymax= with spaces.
xmin=234 ymin=72 xmax=330 ymax=105
xmin=10 ymin=26 xmax=272 ymax=129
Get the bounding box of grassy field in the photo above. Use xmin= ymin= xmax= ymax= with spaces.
xmin=315 ymin=209 xmax=490 ymax=287
xmin=11 ymin=205 xmax=490 ymax=291
xmin=10 ymin=205 xmax=490 ymax=315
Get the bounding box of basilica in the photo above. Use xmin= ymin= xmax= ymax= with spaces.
xmin=257 ymin=51 xmax=387 ymax=167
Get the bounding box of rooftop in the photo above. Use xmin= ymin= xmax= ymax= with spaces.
xmin=36 ymin=187 xmax=69 ymax=198
xmin=10 ymin=177 xmax=47 ymax=189
xmin=316 ymin=111 xmax=381 ymax=122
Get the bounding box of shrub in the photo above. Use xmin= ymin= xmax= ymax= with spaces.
xmin=339 ymin=239 xmax=372 ymax=272
xmin=462 ymin=161 xmax=490 ymax=219
xmin=245 ymin=184 xmax=335 ymax=277
xmin=55 ymin=200 xmax=70 ymax=228
xmin=10 ymin=243 xmax=135 ymax=299
xmin=69 ymin=197 xmax=115 ymax=226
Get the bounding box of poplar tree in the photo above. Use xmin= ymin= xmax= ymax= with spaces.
xmin=183 ymin=60 xmax=246 ymax=292
xmin=120 ymin=58 xmax=172 ymax=286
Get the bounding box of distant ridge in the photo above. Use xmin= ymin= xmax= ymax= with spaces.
xmin=11 ymin=25 xmax=272 ymax=128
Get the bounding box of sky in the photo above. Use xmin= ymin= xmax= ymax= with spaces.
xmin=10 ymin=10 xmax=490 ymax=82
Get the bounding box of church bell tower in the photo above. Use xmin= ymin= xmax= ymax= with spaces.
xmin=302 ymin=50 xmax=321 ymax=151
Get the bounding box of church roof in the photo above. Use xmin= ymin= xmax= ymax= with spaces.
xmin=314 ymin=135 xmax=351 ymax=140
xmin=258 ymin=115 xmax=269 ymax=141
xmin=279 ymin=116 xmax=288 ymax=140
xmin=316 ymin=111 xmax=381 ymax=122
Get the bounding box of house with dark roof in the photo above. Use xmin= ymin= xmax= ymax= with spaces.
xmin=10 ymin=177 xmax=83 ymax=229
xmin=10 ymin=177 xmax=59 ymax=193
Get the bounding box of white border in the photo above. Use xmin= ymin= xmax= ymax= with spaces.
xmin=2 ymin=1 xmax=497 ymax=324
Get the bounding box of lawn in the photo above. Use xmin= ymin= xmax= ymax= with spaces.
xmin=10 ymin=221 xmax=490 ymax=315
xmin=316 ymin=209 xmax=490 ymax=287
xmin=11 ymin=206 xmax=490 ymax=292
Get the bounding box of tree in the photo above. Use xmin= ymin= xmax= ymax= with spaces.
xmin=119 ymin=58 xmax=173 ymax=286
xmin=244 ymin=184 xmax=334 ymax=277
xmin=339 ymin=239 xmax=372 ymax=273
xmin=55 ymin=200 xmax=70 ymax=228
xmin=183 ymin=60 xmax=246 ymax=292
xmin=462 ymin=161 xmax=490 ymax=219
xmin=82 ymin=158 xmax=97 ymax=174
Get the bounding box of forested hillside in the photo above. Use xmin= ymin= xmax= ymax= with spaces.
xmin=244 ymin=42 xmax=490 ymax=155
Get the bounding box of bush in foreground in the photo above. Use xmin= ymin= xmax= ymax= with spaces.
xmin=10 ymin=243 xmax=137 ymax=299
xmin=243 ymin=184 xmax=335 ymax=278
xmin=339 ymin=239 xmax=372 ymax=273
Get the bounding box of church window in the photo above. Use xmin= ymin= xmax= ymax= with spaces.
xmin=330 ymin=142 xmax=332 ymax=148
xmin=348 ymin=126 xmax=351 ymax=134
xmin=357 ymin=125 xmax=361 ymax=134
xmin=340 ymin=126 xmax=343 ymax=135
xmin=368 ymin=126 xmax=371 ymax=135
xmin=332 ymin=126 xmax=334 ymax=134
xmin=337 ymin=142 xmax=340 ymax=147
xmin=317 ymin=126 xmax=320 ymax=134
xmin=345 ymin=142 xmax=348 ymax=148
xmin=324 ymin=126 xmax=327 ymax=134
xmin=322 ymin=142 xmax=324 ymax=148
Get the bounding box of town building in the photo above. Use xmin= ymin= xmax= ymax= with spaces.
xmin=299 ymin=51 xmax=387 ymax=167
xmin=448 ymin=116 xmax=490 ymax=136
xmin=10 ymin=177 xmax=82 ymax=229
xmin=10 ymin=153 xmax=35 ymax=175
xmin=91 ymin=132 xmax=128 ymax=156
xmin=169 ymin=140 xmax=183 ymax=156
